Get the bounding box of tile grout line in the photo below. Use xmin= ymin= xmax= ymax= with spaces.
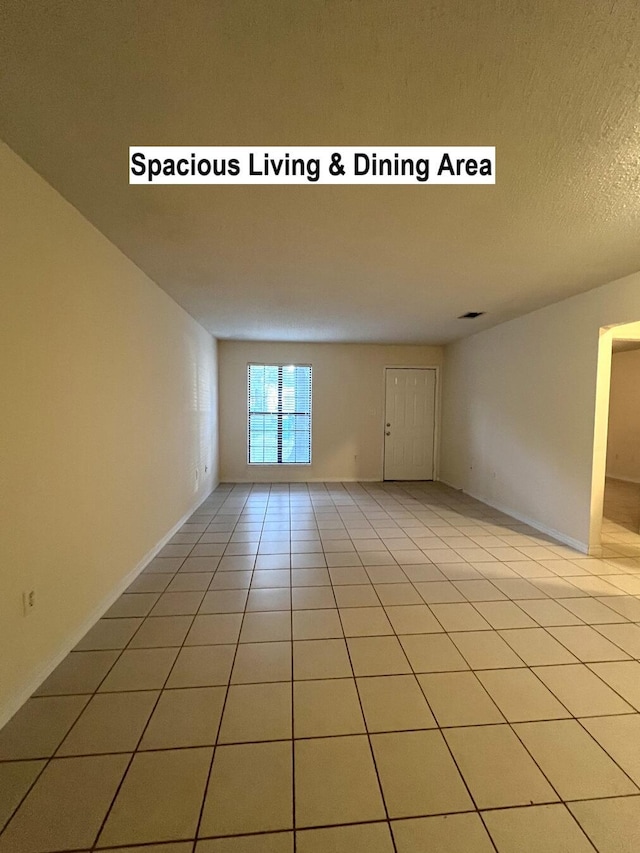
xmin=321 ymin=504 xmax=400 ymax=853
xmin=363 ymin=486 xmax=610 ymax=853
xmin=89 ymin=497 xmax=225 ymax=852
xmin=286 ymin=489 xmax=298 ymax=853
xmin=2 ymin=481 xmax=640 ymax=850
xmin=190 ymin=485 xmax=268 ymax=848
xmin=94 ymin=491 xmax=227 ymax=851
xmin=0 ymin=530 xmax=201 ymax=843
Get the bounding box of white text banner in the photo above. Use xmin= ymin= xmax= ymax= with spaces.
xmin=129 ymin=146 xmax=495 ymax=185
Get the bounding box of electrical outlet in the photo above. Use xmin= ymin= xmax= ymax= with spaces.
xmin=23 ymin=589 xmax=36 ymax=616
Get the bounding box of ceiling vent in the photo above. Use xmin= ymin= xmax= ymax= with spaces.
xmin=458 ymin=311 xmax=485 ymax=319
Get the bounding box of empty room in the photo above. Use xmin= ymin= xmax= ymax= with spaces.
xmin=3 ymin=2 xmax=640 ymax=852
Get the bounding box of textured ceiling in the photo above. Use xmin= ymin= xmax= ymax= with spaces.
xmin=2 ymin=0 xmax=640 ymax=343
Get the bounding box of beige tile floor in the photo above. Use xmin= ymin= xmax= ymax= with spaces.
xmin=2 ymin=480 xmax=640 ymax=852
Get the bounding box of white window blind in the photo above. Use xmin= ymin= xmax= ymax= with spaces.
xmin=248 ymin=364 xmax=312 ymax=464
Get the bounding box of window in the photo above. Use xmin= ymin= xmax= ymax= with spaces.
xmin=248 ymin=364 xmax=312 ymax=464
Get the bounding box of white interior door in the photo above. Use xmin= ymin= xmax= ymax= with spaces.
xmin=384 ymin=368 xmax=436 ymax=480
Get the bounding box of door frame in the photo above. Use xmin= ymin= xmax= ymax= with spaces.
xmin=382 ymin=365 xmax=441 ymax=481
xmin=589 ymin=321 xmax=640 ymax=554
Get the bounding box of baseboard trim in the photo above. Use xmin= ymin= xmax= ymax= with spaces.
xmin=437 ymin=478 xmax=462 ymax=491
xmin=220 ymin=477 xmax=383 ymax=484
xmin=436 ymin=479 xmax=589 ymax=554
xmin=0 ymin=482 xmax=219 ymax=731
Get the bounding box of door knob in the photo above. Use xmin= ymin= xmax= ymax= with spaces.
xmin=386 ymin=423 xmax=391 ymax=427
xmin=385 ymin=431 xmax=391 ymax=436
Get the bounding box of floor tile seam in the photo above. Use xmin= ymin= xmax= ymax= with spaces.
xmin=0 ymin=630 xmax=188 ymax=843
xmin=476 ymin=810 xmax=502 ymax=853
xmin=286 ymin=504 xmax=297 ymax=853
xmin=27 ymin=659 xmax=640 ymax=697
xmin=55 ymin=614 xmax=140 ymax=710
xmin=493 ymin=625 xmax=581 ymax=667
xmin=0 ymin=685 xmax=91 ymax=841
xmin=588 ymin=622 xmax=640 ymax=659
xmin=415 ymin=668 xmax=510 ymax=729
xmin=94 ymin=494 xmax=230 ymax=853
xmin=190 ymin=490 xmax=258 ymax=853
xmin=396 ymin=592 xmax=584 ymax=722
xmin=191 ymin=802 xmax=601 ymax=837
xmin=374 ymin=501 xmax=506 ymax=825
xmin=13 ymin=743 xmax=201 ymax=761
xmin=493 ymin=597 xmax=604 ymax=631
xmin=574 ymin=703 xmax=640 ymax=722
xmin=503 ymin=710 xmax=612 ymax=809
xmin=185 ymin=491 xmax=255 ymax=853
xmin=425 ymin=598 xmax=493 ymax=632
xmin=29 ymin=656 xmax=633 ymax=694
xmin=410 ymin=679 xmax=558 ymax=813
xmin=25 ymin=711 xmax=640 ymax=765
xmin=480 ymin=791 xmax=640 ymax=810
xmin=90 ymin=568 xmax=211 ymax=852
xmin=97 ymin=709 xmax=640 ymax=753
xmin=484 ymin=799 xmax=597 ymax=853
xmin=571 ymin=715 xmax=640 ymax=795
xmin=161 ymin=537 xmax=199 ymax=561
xmin=529 ymin=620 xmax=635 ymax=666
xmin=512 ymin=662 xmax=600 ymax=724
xmin=320 ymin=507 xmax=399 ymax=853
xmin=74 ymin=460 xmax=636 ymax=853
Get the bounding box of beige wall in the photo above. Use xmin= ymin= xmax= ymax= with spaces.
xmin=606 ymin=349 xmax=640 ymax=483
xmin=219 ymin=341 xmax=443 ymax=482
xmin=441 ymin=271 xmax=640 ymax=552
xmin=0 ymin=143 xmax=218 ymax=726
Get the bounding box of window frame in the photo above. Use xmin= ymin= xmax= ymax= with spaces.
xmin=246 ymin=362 xmax=313 ymax=466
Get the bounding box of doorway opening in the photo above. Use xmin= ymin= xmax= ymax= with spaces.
xmin=590 ymin=321 xmax=640 ymax=555
xmin=602 ymin=339 xmax=640 ymax=553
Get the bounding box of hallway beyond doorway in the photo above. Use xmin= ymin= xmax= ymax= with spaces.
xmin=603 ymin=476 xmax=640 ymax=553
